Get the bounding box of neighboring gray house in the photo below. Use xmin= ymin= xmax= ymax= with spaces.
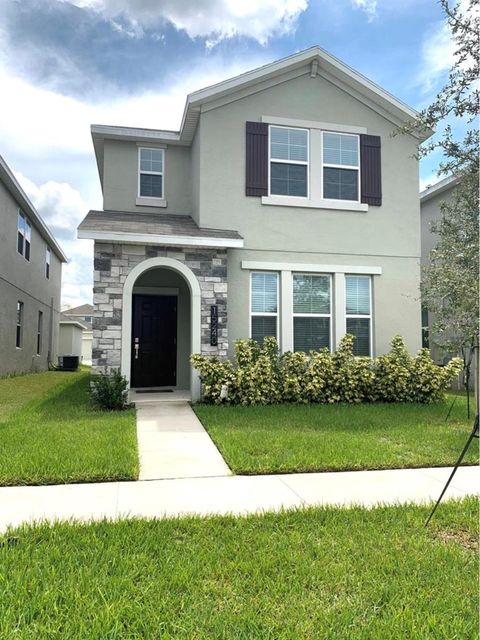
xmin=60 ymin=304 xmax=93 ymax=364
xmin=0 ymin=155 xmax=67 ymax=377
xmin=420 ymin=175 xmax=459 ymax=359
xmin=78 ymin=47 xmax=431 ymax=400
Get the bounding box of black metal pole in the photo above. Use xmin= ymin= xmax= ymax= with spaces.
xmin=425 ymin=414 xmax=479 ymax=527
xmin=444 ymin=395 xmax=457 ymax=422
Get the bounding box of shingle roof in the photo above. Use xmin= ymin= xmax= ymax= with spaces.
xmin=78 ymin=210 xmax=243 ymax=247
xmin=62 ymin=303 xmax=93 ymax=315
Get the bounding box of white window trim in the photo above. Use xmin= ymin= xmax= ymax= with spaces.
xmin=292 ymin=273 xmax=333 ymax=352
xmin=261 ymin=115 xmax=367 ymax=135
xmin=345 ymin=274 xmax=373 ymax=357
xmin=268 ymin=124 xmax=310 ymax=199
xmin=249 ymin=271 xmax=279 ymax=341
xmin=137 ymin=147 xmax=165 ymax=200
xmin=260 ymin=122 xmax=369 ymax=212
xmin=321 ymin=131 xmax=361 ymax=204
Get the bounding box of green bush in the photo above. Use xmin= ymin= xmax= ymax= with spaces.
xmin=191 ymin=335 xmax=462 ymax=406
xmin=91 ymin=369 xmax=130 ymax=410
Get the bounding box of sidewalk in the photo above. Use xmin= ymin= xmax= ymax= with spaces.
xmin=135 ymin=401 xmax=231 ymax=480
xmin=0 ymin=465 xmax=477 ymax=532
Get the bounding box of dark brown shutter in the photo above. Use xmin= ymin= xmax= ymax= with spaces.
xmin=360 ymin=134 xmax=382 ymax=206
xmin=246 ymin=121 xmax=268 ymax=196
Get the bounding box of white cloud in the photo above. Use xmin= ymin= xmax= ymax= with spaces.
xmin=352 ymin=0 xmax=377 ymax=21
xmin=1 ymin=52 xmax=271 ymax=308
xmin=15 ymin=172 xmax=94 ymax=309
xmin=416 ymin=0 xmax=474 ymax=94
xmin=58 ymin=0 xmax=308 ymax=44
xmin=417 ymin=21 xmax=455 ymax=93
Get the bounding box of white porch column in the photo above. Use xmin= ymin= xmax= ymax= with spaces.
xmin=334 ymin=271 xmax=346 ymax=348
xmin=280 ymin=270 xmax=293 ymax=353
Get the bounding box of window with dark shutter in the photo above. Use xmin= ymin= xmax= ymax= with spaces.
xmin=245 ymin=122 xmax=268 ymax=196
xmin=360 ymin=135 xmax=382 ymax=206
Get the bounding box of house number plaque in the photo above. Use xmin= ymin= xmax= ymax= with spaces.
xmin=210 ymin=305 xmax=218 ymax=346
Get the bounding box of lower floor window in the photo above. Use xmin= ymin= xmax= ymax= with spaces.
xmin=16 ymin=301 xmax=23 ymax=348
xmin=294 ymin=317 xmax=330 ymax=352
xmin=250 ymin=272 xmax=278 ymax=343
xmin=345 ymin=275 xmax=372 ymax=356
xmin=248 ymin=271 xmax=373 ymax=355
xmin=293 ymin=273 xmax=331 ymax=352
xmin=37 ymin=311 xmax=43 ymax=355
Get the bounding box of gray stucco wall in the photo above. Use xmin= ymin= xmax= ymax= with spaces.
xmin=197 ymin=70 xmax=422 ymax=355
xmin=0 ymin=181 xmax=62 ymax=376
xmin=103 ymin=140 xmax=192 ymax=215
xmin=96 ymin=66 xmax=423 ymax=359
xmin=420 ymin=184 xmax=456 ymax=364
xmin=420 ymin=187 xmax=454 ymax=266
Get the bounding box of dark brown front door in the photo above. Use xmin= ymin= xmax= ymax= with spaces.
xmin=131 ymin=294 xmax=177 ymax=388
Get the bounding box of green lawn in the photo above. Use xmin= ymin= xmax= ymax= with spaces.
xmin=194 ymin=397 xmax=478 ymax=474
xmin=0 ymin=370 xmax=138 ymax=486
xmin=0 ymin=499 xmax=477 ymax=639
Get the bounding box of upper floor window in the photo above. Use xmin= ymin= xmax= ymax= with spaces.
xmin=293 ymin=274 xmax=331 ymax=352
xmin=346 ymin=275 xmax=371 ymax=356
xmin=250 ymin=271 xmax=278 ymax=344
xmin=322 ymin=132 xmax=359 ymax=202
xmin=17 ymin=211 xmax=32 ymax=261
xmin=269 ymin=126 xmax=308 ymax=198
xmin=45 ymin=247 xmax=51 ymax=279
xmin=138 ymin=147 xmax=164 ymax=199
xmin=16 ymin=301 xmax=23 ymax=348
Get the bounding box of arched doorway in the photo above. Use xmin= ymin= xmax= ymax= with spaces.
xmin=121 ymin=257 xmax=201 ymax=400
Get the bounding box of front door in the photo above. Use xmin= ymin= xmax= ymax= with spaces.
xmin=131 ymin=294 xmax=177 ymax=388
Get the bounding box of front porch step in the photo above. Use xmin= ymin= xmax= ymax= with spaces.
xmin=130 ymin=389 xmax=192 ymax=406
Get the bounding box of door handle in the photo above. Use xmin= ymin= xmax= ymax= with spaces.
xmin=134 ymin=342 xmax=140 ymax=360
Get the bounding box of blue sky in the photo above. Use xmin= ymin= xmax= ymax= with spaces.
xmin=0 ymin=0 xmax=456 ymax=307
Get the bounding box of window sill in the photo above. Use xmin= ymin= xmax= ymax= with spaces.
xmin=261 ymin=196 xmax=368 ymax=212
xmin=136 ymin=197 xmax=167 ymax=208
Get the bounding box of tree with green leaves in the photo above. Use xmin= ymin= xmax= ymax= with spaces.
xmin=400 ymin=0 xmax=479 ymax=412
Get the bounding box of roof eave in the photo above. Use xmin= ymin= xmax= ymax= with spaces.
xmin=77 ymin=228 xmax=244 ymax=249
xmin=0 ymin=156 xmax=68 ymax=263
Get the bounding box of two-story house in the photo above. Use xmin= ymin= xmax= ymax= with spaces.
xmin=0 ymin=155 xmax=67 ymax=376
xmin=78 ymin=47 xmax=431 ymax=400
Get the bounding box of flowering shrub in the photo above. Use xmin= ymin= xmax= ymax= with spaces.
xmin=191 ymin=335 xmax=462 ymax=405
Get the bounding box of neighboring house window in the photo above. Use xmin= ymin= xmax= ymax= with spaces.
xmin=37 ymin=311 xmax=43 ymax=355
xmin=16 ymin=301 xmax=23 ymax=348
xmin=138 ymin=147 xmax=164 ymax=198
xmin=250 ymin=272 xmax=278 ymax=343
xmin=421 ymin=306 xmax=429 ymax=348
xmin=17 ymin=211 xmax=32 ymax=260
xmin=346 ymin=275 xmax=372 ymax=356
xmin=293 ymin=274 xmax=331 ymax=352
xmin=269 ymin=126 xmax=308 ymax=197
xmin=45 ymin=247 xmax=51 ymax=279
xmin=84 ymin=316 xmax=92 ymax=323
xmin=322 ymin=132 xmax=359 ymax=201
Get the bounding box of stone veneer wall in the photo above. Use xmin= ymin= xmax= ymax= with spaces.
xmin=92 ymin=242 xmax=228 ymax=376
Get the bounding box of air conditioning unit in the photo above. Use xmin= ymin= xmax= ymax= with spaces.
xmin=58 ymin=355 xmax=79 ymax=371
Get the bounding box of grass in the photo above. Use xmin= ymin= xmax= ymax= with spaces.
xmin=0 ymin=498 xmax=477 ymax=639
xmin=0 ymin=370 xmax=138 ymax=486
xmin=194 ymin=396 xmax=479 ymax=475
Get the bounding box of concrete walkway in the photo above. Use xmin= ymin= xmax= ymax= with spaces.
xmin=135 ymin=401 xmax=231 ymax=480
xmin=0 ymin=465 xmax=478 ymax=533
